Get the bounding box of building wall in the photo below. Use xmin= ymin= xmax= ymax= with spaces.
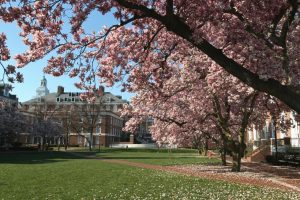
xmin=19 ymin=84 xmax=128 ymax=148
xmin=247 ymin=112 xmax=300 ymax=148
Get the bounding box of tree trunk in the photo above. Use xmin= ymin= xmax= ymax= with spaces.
xmin=197 ymin=143 xmax=202 ymax=155
xmin=198 ymin=148 xmax=202 ymax=155
xmin=57 ymin=137 xmax=60 ymax=151
xmin=89 ymin=130 xmax=93 ymax=151
xmin=88 ymin=139 xmax=92 ymax=151
xmin=220 ymin=151 xmax=227 ymax=166
xmin=64 ymin=132 xmax=69 ymax=151
xmin=204 ymin=139 xmax=208 ymax=156
xmin=231 ymin=151 xmax=242 ymax=172
xmin=231 ymin=142 xmax=246 ymax=172
xmin=41 ymin=137 xmax=44 ymax=151
xmin=220 ymin=139 xmax=227 ymax=166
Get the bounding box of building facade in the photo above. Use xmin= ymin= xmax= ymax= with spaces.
xmin=135 ymin=118 xmax=154 ymax=143
xmin=0 ymin=83 xmax=18 ymax=107
xmin=20 ymin=77 xmax=128 ymax=147
xmin=246 ymin=112 xmax=300 ymax=162
xmin=247 ymin=113 xmax=300 ymax=149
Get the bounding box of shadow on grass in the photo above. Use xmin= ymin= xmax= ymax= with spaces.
xmin=0 ymin=182 xmax=7 ymax=186
xmin=98 ymin=154 xmax=221 ymax=165
xmin=0 ymin=151 xmax=97 ymax=164
xmin=99 ymin=156 xmax=201 ymax=160
xmin=0 ymin=149 xmax=217 ymax=165
xmin=101 ymin=156 xmax=173 ymax=160
xmin=99 ymin=148 xmax=199 ymax=154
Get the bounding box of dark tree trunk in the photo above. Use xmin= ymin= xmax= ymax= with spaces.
xmin=64 ymin=133 xmax=69 ymax=151
xmin=41 ymin=136 xmax=45 ymax=151
xmin=204 ymin=139 xmax=208 ymax=156
xmin=220 ymin=139 xmax=227 ymax=166
xmin=231 ymin=151 xmax=241 ymax=172
xmin=221 ymin=150 xmax=227 ymax=166
xmin=88 ymin=139 xmax=92 ymax=151
xmin=230 ymin=142 xmax=246 ymax=172
xmin=198 ymin=147 xmax=202 ymax=155
xmin=87 ymin=131 xmax=93 ymax=151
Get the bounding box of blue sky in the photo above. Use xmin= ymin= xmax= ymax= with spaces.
xmin=1 ymin=11 xmax=134 ymax=102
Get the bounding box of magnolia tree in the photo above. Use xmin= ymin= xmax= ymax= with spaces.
xmin=0 ymin=33 xmax=23 ymax=83
xmin=32 ymin=118 xmax=63 ymax=150
xmin=28 ymin=101 xmax=63 ymax=150
xmin=122 ymin=59 xmax=277 ymax=171
xmin=0 ymin=0 xmax=300 ymax=113
xmin=0 ymin=100 xmax=27 ymax=147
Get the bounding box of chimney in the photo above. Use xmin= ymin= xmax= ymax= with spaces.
xmin=99 ymin=86 xmax=105 ymax=94
xmin=99 ymin=86 xmax=105 ymax=93
xmin=57 ymin=86 xmax=64 ymax=96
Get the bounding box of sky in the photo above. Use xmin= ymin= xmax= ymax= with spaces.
xmin=1 ymin=10 xmax=135 ymax=102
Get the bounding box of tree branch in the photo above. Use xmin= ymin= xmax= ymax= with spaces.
xmin=166 ymin=0 xmax=174 ymax=16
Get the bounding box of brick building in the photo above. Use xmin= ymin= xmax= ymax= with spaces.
xmin=246 ymin=112 xmax=300 ymax=162
xmin=20 ymin=76 xmax=128 ymax=147
xmin=247 ymin=112 xmax=300 ymax=149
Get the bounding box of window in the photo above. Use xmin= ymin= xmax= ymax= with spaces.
xmin=113 ymin=105 xmax=118 ymax=112
xmin=56 ymin=97 xmax=60 ymax=102
xmin=96 ymin=125 xmax=101 ymax=134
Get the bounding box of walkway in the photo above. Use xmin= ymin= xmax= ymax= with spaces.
xmin=67 ymin=151 xmax=300 ymax=192
xmin=102 ymin=159 xmax=300 ymax=192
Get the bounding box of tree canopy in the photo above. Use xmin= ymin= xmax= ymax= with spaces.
xmin=0 ymin=0 xmax=299 ymax=112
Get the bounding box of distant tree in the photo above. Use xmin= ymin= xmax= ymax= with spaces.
xmin=32 ymin=119 xmax=63 ymax=150
xmin=69 ymin=96 xmax=104 ymax=151
xmin=0 ymin=100 xmax=27 ymax=148
xmin=60 ymin=108 xmax=72 ymax=150
xmin=29 ymin=101 xmax=63 ymax=150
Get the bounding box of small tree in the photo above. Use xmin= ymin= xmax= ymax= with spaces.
xmin=60 ymin=108 xmax=73 ymax=150
xmin=0 ymin=100 xmax=27 ymax=148
xmin=69 ymin=96 xmax=104 ymax=151
xmin=30 ymin=100 xmax=62 ymax=150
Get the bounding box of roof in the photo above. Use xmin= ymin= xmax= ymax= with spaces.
xmin=22 ymin=91 xmax=128 ymax=105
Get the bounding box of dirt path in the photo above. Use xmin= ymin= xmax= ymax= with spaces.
xmin=66 ymin=152 xmax=300 ymax=192
xmin=102 ymin=159 xmax=300 ymax=192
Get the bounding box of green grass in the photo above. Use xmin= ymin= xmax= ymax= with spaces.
xmin=0 ymin=151 xmax=299 ymax=200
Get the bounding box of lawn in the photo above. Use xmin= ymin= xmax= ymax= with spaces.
xmin=0 ymin=150 xmax=299 ymax=200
